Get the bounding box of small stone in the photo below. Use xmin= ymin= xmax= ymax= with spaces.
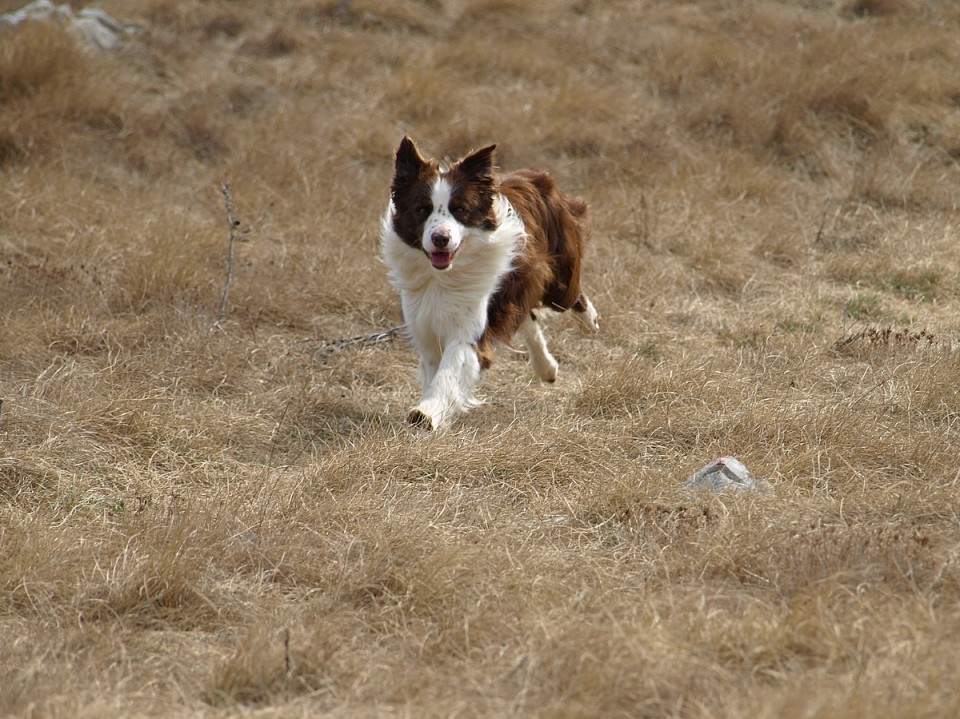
xmin=0 ymin=1 xmax=135 ymax=51
xmin=685 ymin=456 xmax=772 ymax=493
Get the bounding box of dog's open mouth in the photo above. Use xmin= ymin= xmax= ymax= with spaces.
xmin=429 ymin=250 xmax=456 ymax=270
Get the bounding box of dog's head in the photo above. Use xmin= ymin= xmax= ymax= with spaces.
xmin=389 ymin=136 xmax=498 ymax=271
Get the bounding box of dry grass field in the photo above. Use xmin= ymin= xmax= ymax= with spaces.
xmin=3 ymin=0 xmax=960 ymax=716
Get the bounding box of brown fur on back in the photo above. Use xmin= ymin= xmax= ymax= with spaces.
xmin=478 ymin=169 xmax=590 ymax=362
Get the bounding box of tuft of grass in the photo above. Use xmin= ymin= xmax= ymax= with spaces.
xmin=0 ymin=21 xmax=87 ymax=101
xmin=0 ymin=22 xmax=126 ymax=160
xmin=843 ymin=293 xmax=888 ymax=321
xmin=843 ymin=0 xmax=922 ymax=18
xmin=886 ymin=269 xmax=941 ymax=301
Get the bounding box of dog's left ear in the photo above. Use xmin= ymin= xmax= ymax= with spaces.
xmin=456 ymin=144 xmax=497 ymax=181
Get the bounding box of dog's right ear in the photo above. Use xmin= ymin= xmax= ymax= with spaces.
xmin=393 ymin=136 xmax=427 ymax=188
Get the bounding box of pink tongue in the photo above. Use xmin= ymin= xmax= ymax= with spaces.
xmin=430 ymin=252 xmax=453 ymax=269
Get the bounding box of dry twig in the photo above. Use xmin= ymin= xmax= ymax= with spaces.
xmin=214 ymin=183 xmax=247 ymax=329
xmin=317 ymin=326 xmax=402 ymax=354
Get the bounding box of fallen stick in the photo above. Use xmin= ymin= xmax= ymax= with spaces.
xmin=317 ymin=326 xmax=402 ymax=354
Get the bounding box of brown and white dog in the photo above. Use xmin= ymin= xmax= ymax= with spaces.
xmin=381 ymin=137 xmax=599 ymax=431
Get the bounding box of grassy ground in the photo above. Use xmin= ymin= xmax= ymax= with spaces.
xmin=3 ymin=0 xmax=960 ymax=716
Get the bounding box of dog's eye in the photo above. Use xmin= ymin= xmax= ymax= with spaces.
xmin=451 ymin=206 xmax=470 ymax=222
xmin=415 ymin=205 xmax=430 ymax=218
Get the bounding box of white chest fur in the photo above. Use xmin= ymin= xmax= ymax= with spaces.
xmin=382 ymin=195 xmax=524 ymax=346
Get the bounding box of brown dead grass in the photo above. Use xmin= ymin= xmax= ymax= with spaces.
xmin=3 ymin=0 xmax=960 ymax=716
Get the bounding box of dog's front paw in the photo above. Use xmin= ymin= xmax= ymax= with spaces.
xmin=406 ymin=408 xmax=435 ymax=431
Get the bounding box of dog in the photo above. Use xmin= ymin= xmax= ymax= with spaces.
xmin=380 ymin=136 xmax=599 ymax=431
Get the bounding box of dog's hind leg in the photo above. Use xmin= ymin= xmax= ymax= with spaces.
xmin=571 ymin=293 xmax=600 ymax=333
xmin=521 ymin=314 xmax=559 ymax=383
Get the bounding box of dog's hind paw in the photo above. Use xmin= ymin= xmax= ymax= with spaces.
xmin=532 ymin=354 xmax=558 ymax=383
xmin=406 ymin=408 xmax=434 ymax=431
xmin=573 ymin=296 xmax=600 ymax=333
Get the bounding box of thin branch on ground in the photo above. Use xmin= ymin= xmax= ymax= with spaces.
xmin=317 ymin=326 xmax=403 ymax=354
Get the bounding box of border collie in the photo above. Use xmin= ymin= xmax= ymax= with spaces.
xmin=381 ymin=137 xmax=599 ymax=431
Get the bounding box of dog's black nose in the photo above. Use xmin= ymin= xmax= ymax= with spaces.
xmin=431 ymin=229 xmax=450 ymax=249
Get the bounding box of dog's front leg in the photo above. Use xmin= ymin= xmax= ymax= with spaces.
xmin=407 ymin=340 xmax=481 ymax=431
xmin=416 ymin=351 xmax=440 ymax=390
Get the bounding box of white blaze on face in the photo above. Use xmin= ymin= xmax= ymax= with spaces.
xmin=422 ymin=178 xmax=464 ymax=269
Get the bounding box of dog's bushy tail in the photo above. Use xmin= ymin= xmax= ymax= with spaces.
xmin=543 ymin=188 xmax=590 ymax=312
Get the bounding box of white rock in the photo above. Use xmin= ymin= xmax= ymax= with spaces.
xmin=0 ymin=0 xmax=134 ymax=51
xmin=685 ymin=456 xmax=772 ymax=493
